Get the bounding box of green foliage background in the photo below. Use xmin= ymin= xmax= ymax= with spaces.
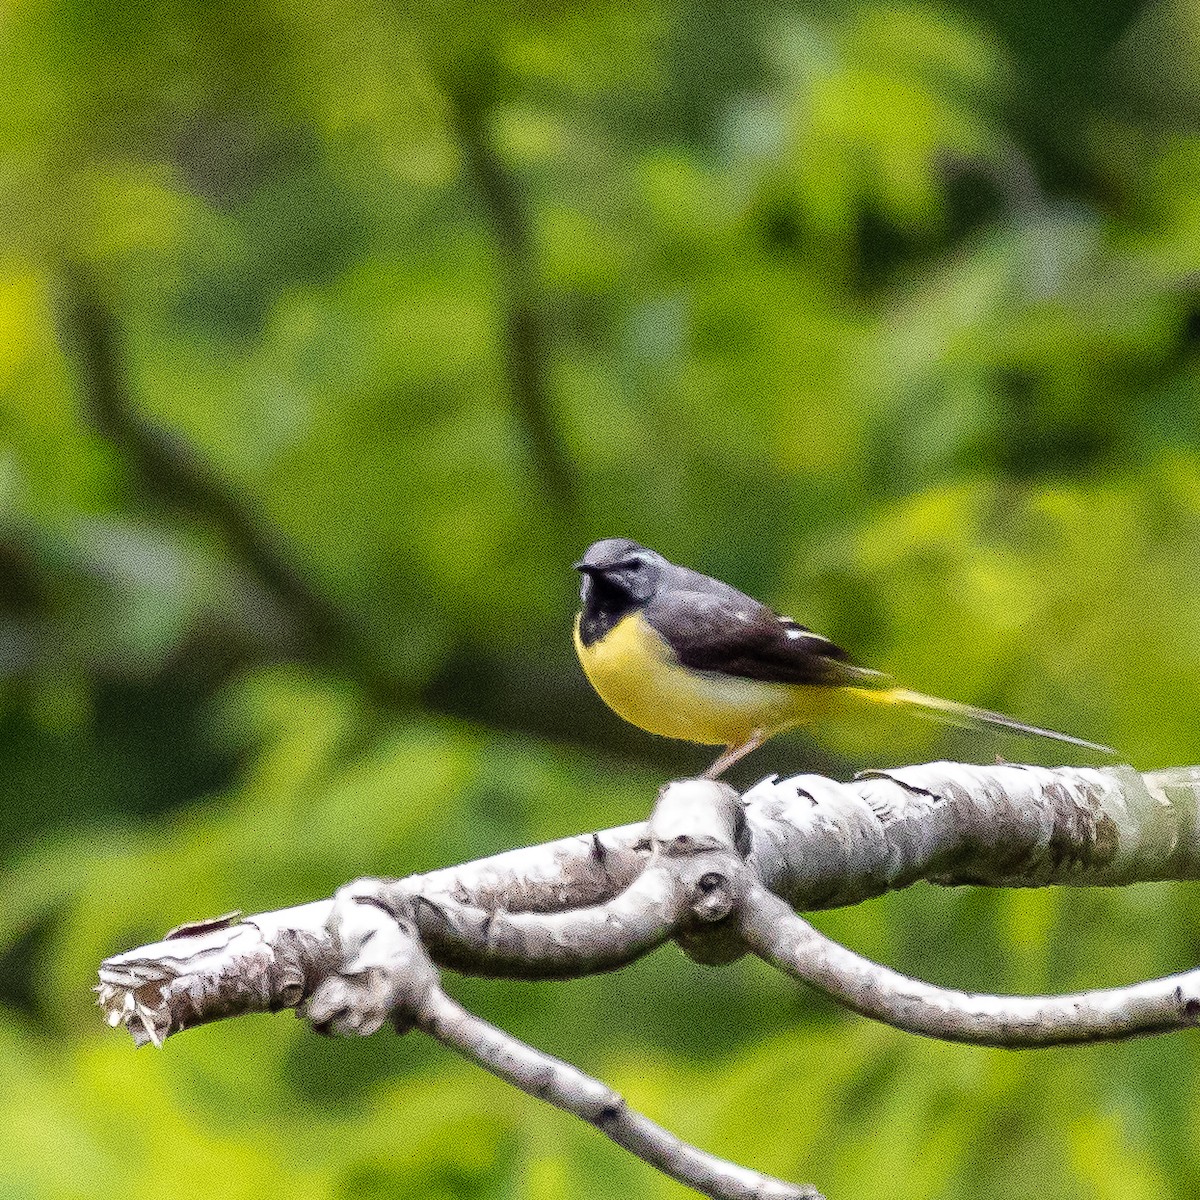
xmin=4 ymin=0 xmax=1200 ymax=1194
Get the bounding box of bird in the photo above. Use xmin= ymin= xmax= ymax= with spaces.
xmin=572 ymin=538 xmax=1113 ymax=778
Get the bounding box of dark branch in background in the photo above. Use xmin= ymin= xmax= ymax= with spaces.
xmin=445 ymin=67 xmax=578 ymax=513
xmin=54 ymin=270 xmax=405 ymax=705
xmin=53 ymin=268 xmax=714 ymax=778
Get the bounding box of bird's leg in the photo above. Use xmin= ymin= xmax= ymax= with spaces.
xmin=702 ymin=730 xmax=768 ymax=779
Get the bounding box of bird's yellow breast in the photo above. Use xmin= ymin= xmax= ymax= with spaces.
xmin=574 ymin=611 xmax=832 ymax=746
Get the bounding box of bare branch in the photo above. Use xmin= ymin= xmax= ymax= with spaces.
xmin=97 ymin=765 xmax=1200 ymax=1042
xmin=404 ymin=865 xmax=681 ymax=978
xmin=411 ymin=761 xmax=1200 ymax=923
xmin=421 ymin=987 xmax=820 ymax=1200
xmin=746 ymin=762 xmax=1200 ymax=909
xmin=741 ymin=883 xmax=1200 ymax=1047
xmin=96 ymin=901 xmax=337 ymax=1047
xmin=305 ymin=832 xmax=820 ymax=1200
xmin=100 ymin=781 xmax=815 ymax=1199
xmin=96 ymin=781 xmax=738 ymax=1036
xmin=411 ymin=821 xmax=647 ymax=913
xmin=97 ymin=763 xmax=1200 ymax=1200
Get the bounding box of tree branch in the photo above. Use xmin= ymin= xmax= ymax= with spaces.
xmin=421 ymin=987 xmax=818 ymax=1199
xmin=97 ymin=763 xmax=1200 ymax=1199
xmin=54 ymin=269 xmax=407 ymax=703
xmin=100 ymin=780 xmax=814 ymax=1199
xmin=446 ymin=69 xmax=577 ymax=513
xmin=741 ymin=882 xmax=1200 ymax=1046
xmin=745 ymin=762 xmax=1200 ymax=908
xmin=409 ymin=820 xmax=647 ymax=912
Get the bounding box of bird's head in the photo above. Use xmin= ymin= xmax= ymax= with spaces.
xmin=574 ymin=539 xmax=664 ymax=607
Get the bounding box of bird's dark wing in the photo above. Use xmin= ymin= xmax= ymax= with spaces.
xmin=643 ymin=589 xmax=886 ymax=688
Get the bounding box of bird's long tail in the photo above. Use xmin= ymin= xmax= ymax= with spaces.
xmin=857 ymin=686 xmax=1115 ymax=755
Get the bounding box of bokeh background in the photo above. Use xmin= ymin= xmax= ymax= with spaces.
xmin=4 ymin=0 xmax=1200 ymax=1195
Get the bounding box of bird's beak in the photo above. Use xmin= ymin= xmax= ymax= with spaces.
xmin=573 ymin=561 xmax=598 ymax=574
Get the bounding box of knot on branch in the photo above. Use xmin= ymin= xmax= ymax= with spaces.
xmin=304 ymin=879 xmax=440 ymax=1037
xmin=650 ymin=779 xmax=750 ymax=965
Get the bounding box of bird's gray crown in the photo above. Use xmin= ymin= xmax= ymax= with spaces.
xmin=576 ymin=538 xmax=657 ymax=571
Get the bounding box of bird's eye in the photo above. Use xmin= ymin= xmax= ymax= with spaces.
xmin=619 ymin=555 xmax=647 ymax=571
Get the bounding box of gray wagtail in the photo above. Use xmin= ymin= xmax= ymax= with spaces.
xmin=573 ymin=538 xmax=1113 ymax=777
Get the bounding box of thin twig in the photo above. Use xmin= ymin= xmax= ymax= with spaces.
xmin=420 ymin=986 xmax=820 ymax=1200
xmin=741 ymin=883 xmax=1200 ymax=1047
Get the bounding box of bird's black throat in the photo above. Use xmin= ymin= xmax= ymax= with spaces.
xmin=577 ymin=575 xmax=638 ymax=647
